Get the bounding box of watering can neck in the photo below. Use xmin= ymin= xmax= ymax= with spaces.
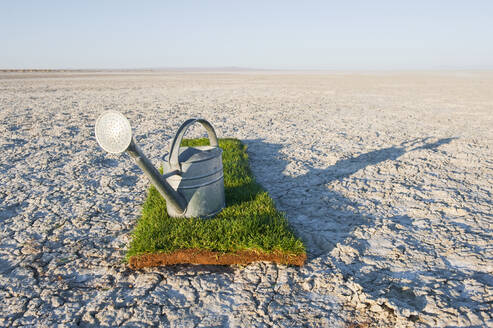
xmin=165 ymin=146 xmax=222 ymax=168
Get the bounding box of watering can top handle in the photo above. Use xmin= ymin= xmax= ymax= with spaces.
xmin=169 ymin=118 xmax=219 ymax=170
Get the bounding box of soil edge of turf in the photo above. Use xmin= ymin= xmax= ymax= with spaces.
xmin=129 ymin=249 xmax=307 ymax=269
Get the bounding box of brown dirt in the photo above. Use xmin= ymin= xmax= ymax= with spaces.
xmin=128 ymin=249 xmax=307 ymax=269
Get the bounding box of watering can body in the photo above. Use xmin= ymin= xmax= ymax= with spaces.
xmin=95 ymin=111 xmax=225 ymax=218
xmin=162 ymin=119 xmax=225 ymax=218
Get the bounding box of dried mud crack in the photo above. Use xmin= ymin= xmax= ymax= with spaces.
xmin=1 ymin=71 xmax=491 ymax=327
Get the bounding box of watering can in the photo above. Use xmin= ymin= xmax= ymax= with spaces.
xmin=94 ymin=111 xmax=225 ymax=218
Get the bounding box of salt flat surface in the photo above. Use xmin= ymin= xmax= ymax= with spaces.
xmin=0 ymin=71 xmax=492 ymax=327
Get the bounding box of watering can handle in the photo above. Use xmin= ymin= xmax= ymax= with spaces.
xmin=168 ymin=118 xmax=219 ymax=170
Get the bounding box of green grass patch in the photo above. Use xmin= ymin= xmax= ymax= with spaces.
xmin=126 ymin=138 xmax=305 ymax=261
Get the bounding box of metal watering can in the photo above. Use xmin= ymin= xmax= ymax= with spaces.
xmin=94 ymin=111 xmax=225 ymax=218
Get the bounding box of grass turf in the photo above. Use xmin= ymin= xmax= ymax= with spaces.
xmin=126 ymin=138 xmax=305 ymax=267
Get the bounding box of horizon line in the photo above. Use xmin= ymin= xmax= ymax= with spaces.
xmin=2 ymin=66 xmax=493 ymax=73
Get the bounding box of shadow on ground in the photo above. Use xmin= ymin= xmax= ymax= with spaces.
xmin=243 ymin=137 xmax=490 ymax=316
xmin=245 ymin=137 xmax=456 ymax=258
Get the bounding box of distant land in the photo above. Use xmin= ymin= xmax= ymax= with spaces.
xmin=0 ymin=67 xmax=270 ymax=73
xmin=2 ymin=67 xmax=492 ymax=74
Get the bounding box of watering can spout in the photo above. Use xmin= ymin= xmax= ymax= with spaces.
xmin=94 ymin=111 xmax=187 ymax=214
xmin=125 ymin=140 xmax=187 ymax=213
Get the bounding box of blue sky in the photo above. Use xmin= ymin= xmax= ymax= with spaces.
xmin=1 ymin=1 xmax=492 ymax=69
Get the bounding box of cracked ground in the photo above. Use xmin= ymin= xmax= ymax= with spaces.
xmin=0 ymin=71 xmax=492 ymax=327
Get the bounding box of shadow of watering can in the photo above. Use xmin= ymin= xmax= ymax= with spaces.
xmin=95 ymin=111 xmax=225 ymax=218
